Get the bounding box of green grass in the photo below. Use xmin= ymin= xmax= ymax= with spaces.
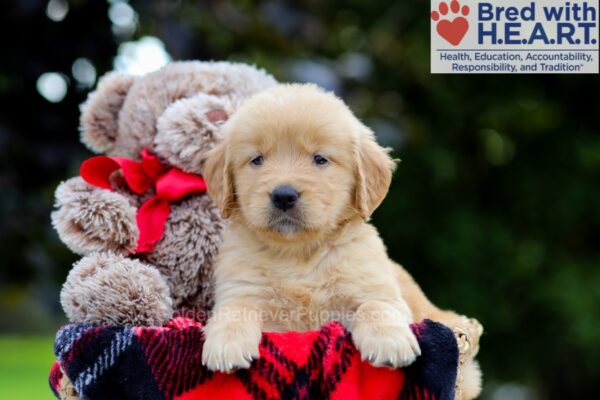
xmin=0 ymin=336 xmax=57 ymax=400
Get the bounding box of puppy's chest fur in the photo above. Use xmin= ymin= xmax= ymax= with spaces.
xmin=255 ymin=249 xmax=355 ymax=332
xmin=217 ymin=222 xmax=396 ymax=332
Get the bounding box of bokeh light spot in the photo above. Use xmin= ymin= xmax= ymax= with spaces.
xmin=480 ymin=129 xmax=515 ymax=166
xmin=109 ymin=1 xmax=136 ymax=27
xmin=71 ymin=58 xmax=97 ymax=87
xmin=491 ymin=383 xmax=535 ymax=400
xmin=109 ymin=0 xmax=138 ymax=37
xmin=114 ymin=36 xmax=171 ymax=75
xmin=287 ymin=59 xmax=340 ymax=92
xmin=46 ymin=0 xmax=69 ymax=22
xmin=336 ymin=52 xmax=373 ymax=81
xmin=36 ymin=73 xmax=68 ymax=103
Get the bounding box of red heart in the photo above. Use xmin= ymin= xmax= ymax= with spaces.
xmin=436 ymin=17 xmax=469 ymax=46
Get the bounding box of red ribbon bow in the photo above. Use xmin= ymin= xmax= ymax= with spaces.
xmin=80 ymin=149 xmax=207 ymax=253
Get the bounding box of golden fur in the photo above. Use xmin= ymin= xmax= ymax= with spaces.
xmin=201 ymin=84 xmax=482 ymax=399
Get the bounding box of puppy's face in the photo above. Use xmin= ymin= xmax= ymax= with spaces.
xmin=203 ymin=84 xmax=395 ymax=242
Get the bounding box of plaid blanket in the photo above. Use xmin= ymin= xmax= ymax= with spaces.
xmin=49 ymin=318 xmax=458 ymax=400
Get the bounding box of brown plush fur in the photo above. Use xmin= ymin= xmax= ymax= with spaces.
xmin=82 ymin=61 xmax=276 ymax=168
xmin=61 ymin=253 xmax=173 ymax=326
xmin=80 ymin=72 xmax=135 ymax=154
xmin=145 ymin=195 xmax=225 ymax=313
xmin=53 ymin=61 xmax=276 ymax=325
xmin=201 ymin=84 xmax=482 ymax=399
xmin=53 ymin=176 xmax=139 ymax=255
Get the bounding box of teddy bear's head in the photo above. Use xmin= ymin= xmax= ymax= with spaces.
xmin=80 ymin=61 xmax=277 ymax=173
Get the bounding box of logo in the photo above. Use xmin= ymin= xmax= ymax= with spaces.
xmin=431 ymin=1 xmax=471 ymax=46
xmin=431 ymin=0 xmax=599 ymax=74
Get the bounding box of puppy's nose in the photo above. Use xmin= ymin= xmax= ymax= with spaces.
xmin=271 ymin=186 xmax=299 ymax=211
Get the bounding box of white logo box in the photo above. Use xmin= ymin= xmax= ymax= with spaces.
xmin=431 ymin=0 xmax=599 ymax=73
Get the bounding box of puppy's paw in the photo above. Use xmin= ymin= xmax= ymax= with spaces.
xmin=352 ymin=323 xmax=421 ymax=368
xmin=201 ymin=319 xmax=261 ymax=373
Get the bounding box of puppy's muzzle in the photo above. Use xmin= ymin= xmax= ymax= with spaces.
xmin=271 ymin=186 xmax=299 ymax=211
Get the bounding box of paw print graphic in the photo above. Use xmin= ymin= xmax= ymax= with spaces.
xmin=431 ymin=0 xmax=470 ymax=46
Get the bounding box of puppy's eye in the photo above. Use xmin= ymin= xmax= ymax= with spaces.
xmin=250 ymin=155 xmax=264 ymax=166
xmin=313 ymin=154 xmax=329 ymax=165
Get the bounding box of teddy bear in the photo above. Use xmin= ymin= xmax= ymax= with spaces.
xmin=52 ymin=61 xmax=277 ymax=326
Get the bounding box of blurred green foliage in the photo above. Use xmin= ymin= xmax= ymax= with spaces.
xmin=0 ymin=1 xmax=598 ymax=399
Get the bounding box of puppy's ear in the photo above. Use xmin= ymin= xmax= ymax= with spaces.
xmin=202 ymin=142 xmax=235 ymax=218
xmin=354 ymin=125 xmax=397 ymax=219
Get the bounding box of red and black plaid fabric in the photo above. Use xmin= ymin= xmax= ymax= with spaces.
xmin=49 ymin=318 xmax=458 ymax=400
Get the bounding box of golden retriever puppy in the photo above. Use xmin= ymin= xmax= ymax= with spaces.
xmin=201 ymin=84 xmax=482 ymax=399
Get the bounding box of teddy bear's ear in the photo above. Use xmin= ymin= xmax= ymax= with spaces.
xmin=155 ymin=93 xmax=232 ymax=173
xmin=80 ymin=72 xmax=135 ymax=154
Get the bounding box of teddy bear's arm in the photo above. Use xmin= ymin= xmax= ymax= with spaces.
xmin=51 ymin=176 xmax=139 ymax=255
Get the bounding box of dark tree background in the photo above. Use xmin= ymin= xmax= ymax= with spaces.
xmin=0 ymin=1 xmax=598 ymax=399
